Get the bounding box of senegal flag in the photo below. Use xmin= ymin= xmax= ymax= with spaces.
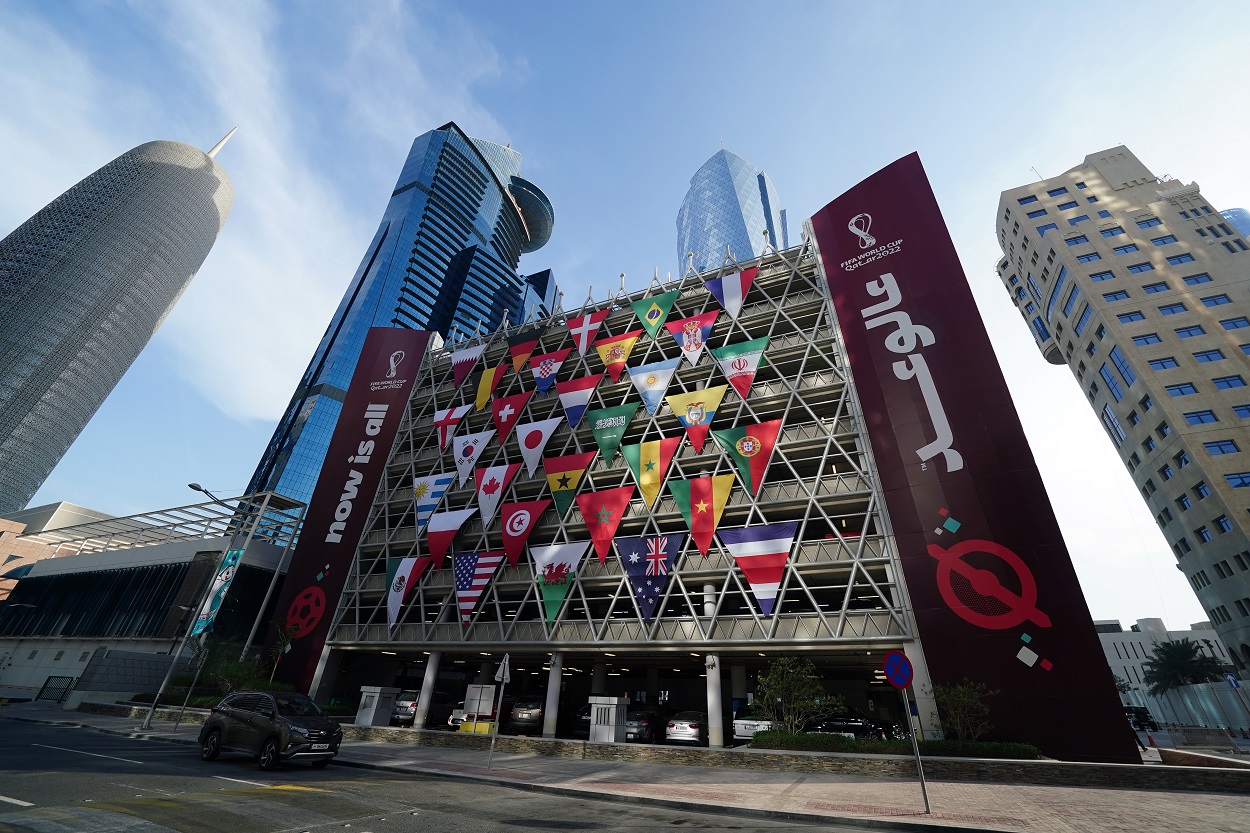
xmin=711 ymin=419 xmax=782 ymax=495
xmin=667 ymin=474 xmax=735 ymax=557
xmin=621 ymin=436 xmax=681 ymax=507
xmin=629 ymin=290 xmax=680 ymax=340
xmin=544 ymin=450 xmax=598 ymax=516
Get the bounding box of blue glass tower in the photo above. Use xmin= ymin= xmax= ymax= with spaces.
xmin=676 ymin=149 xmax=788 ymax=275
xmin=1221 ymin=207 xmax=1250 ymax=238
xmin=246 ymin=122 xmax=555 ymax=506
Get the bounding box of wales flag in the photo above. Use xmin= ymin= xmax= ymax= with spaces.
xmin=586 ymin=402 xmax=639 ymax=461
xmin=711 ymin=419 xmax=782 ymax=495
xmin=667 ymin=474 xmax=735 ymax=556
xmin=531 ymin=541 xmax=590 ymax=623
xmin=621 ymin=436 xmax=681 ymax=507
xmin=629 ymin=290 xmax=680 ymax=340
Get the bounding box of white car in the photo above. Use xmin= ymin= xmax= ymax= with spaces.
xmin=732 ymin=705 xmax=772 ymax=744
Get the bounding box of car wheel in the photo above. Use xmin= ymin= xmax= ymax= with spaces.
xmin=310 ymin=759 xmax=330 ymax=769
xmin=258 ymin=738 xmax=280 ymax=771
xmin=200 ymin=730 xmax=221 ymax=761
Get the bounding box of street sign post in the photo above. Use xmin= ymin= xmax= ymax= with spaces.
xmin=883 ymin=651 xmax=930 ymax=815
xmin=487 ymin=653 xmax=511 ymax=770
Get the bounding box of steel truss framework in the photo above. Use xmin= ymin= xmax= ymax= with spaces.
xmin=329 ymin=239 xmax=916 ymax=653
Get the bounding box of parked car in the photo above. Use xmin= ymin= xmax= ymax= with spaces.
xmin=507 ymin=697 xmax=545 ymax=734
xmin=571 ymin=703 xmax=592 ymax=739
xmin=803 ymin=706 xmax=895 ymax=740
xmin=625 ymin=709 xmax=663 ymax=744
xmin=666 ymin=710 xmax=709 ymax=746
xmin=450 ymin=696 xmax=517 ymax=730
xmin=448 ymin=700 xmax=466 ymax=729
xmin=732 ymin=704 xmax=773 ymax=744
xmin=1125 ymin=706 xmax=1159 ymax=732
xmin=199 ymin=691 xmax=342 ymax=771
xmin=391 ymin=690 xmax=454 ymax=728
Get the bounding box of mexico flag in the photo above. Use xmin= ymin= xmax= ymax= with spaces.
xmin=531 ymin=541 xmax=590 ymax=623
xmin=719 ymin=522 xmax=798 ymax=616
xmin=555 ymin=374 xmax=602 ymax=428
xmin=621 ymin=436 xmax=681 ymax=507
xmin=544 ymin=450 xmax=598 ymax=516
xmin=450 ymin=343 xmax=486 ymax=388
xmin=594 ymin=330 xmax=641 ymax=382
xmin=665 ymin=385 xmax=727 ymax=452
xmin=710 ymin=337 xmax=768 ymax=399
xmin=386 ymin=556 xmax=430 ymax=627
xmin=667 ymin=474 xmax=734 ymax=557
xmin=575 ymin=484 xmax=634 ymax=564
xmin=567 ymin=309 xmax=610 ymax=355
xmin=705 ymin=266 xmax=759 ymax=320
xmin=711 ymin=419 xmax=782 ymax=495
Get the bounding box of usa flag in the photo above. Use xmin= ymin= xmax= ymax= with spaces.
xmin=454 ymin=551 xmax=504 ymax=627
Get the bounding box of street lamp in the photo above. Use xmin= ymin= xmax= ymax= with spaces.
xmin=188 ymin=483 xmax=232 ymax=509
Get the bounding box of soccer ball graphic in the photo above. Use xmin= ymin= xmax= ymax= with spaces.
xmin=286 ymin=586 xmax=326 ymax=636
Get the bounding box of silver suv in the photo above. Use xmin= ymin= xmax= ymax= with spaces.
xmin=198 ymin=691 xmax=342 ymax=770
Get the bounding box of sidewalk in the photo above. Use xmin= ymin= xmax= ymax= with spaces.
xmin=1 ymin=700 xmax=1246 ymax=833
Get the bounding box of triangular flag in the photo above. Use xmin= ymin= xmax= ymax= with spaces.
xmin=710 ymin=337 xmax=768 ymax=399
xmin=720 ymin=522 xmax=798 ymax=616
xmin=555 ymin=374 xmax=602 ymax=428
xmin=508 ymin=326 xmax=546 ymax=373
xmin=567 ymin=309 xmax=610 ymax=355
xmin=450 ymin=344 xmax=487 ymax=389
xmin=453 ymin=429 xmax=495 ymax=487
xmin=454 ymin=551 xmax=505 ymax=627
xmin=665 ymin=310 xmax=718 ymax=366
xmin=575 ymin=485 xmax=634 ymax=564
xmin=475 ymin=463 xmax=522 ymax=526
xmin=492 ymin=390 xmax=533 ymax=441
xmin=667 ymin=474 xmax=735 ymax=556
xmin=501 ymin=499 xmax=551 ymax=568
xmin=665 ymin=385 xmax=728 ymax=452
xmin=433 ymin=404 xmax=472 ymax=450
xmin=544 ymin=450 xmax=598 ymax=516
xmin=628 ymin=357 xmax=680 ymax=415
xmin=426 ymin=507 xmax=478 ymax=569
xmin=531 ymin=541 xmax=590 ymax=623
xmin=617 ymin=535 xmax=681 ymax=622
xmin=622 ymin=436 xmax=681 ymax=508
xmin=528 ymin=347 xmax=572 ymax=396
xmin=705 ymin=267 xmax=759 ymax=320
xmin=413 ymin=473 xmax=456 ymax=533
xmin=594 ymin=330 xmax=642 ymax=383
xmin=586 ymin=402 xmax=639 ymax=462
xmin=474 ymin=364 xmax=508 ymax=411
xmin=630 ymin=290 xmax=680 ymax=340
xmin=713 ymin=419 xmax=783 ymax=495
xmin=386 ymin=556 xmax=421 ymax=627
xmin=515 ymin=416 xmax=564 ymax=476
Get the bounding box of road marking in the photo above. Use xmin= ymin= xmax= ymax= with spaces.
xmin=212 ymin=775 xmax=270 ymax=788
xmin=31 ymin=744 xmax=143 ymax=764
xmin=0 ymin=794 xmax=34 ymax=807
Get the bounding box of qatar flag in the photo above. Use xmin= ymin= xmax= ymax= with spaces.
xmin=449 ymin=343 xmax=486 ymax=388
xmin=515 ymin=416 xmax=563 ymax=476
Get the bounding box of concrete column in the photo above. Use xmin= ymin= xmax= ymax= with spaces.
xmin=591 ymin=662 xmax=607 ymax=694
xmin=413 ymin=651 xmax=442 ymax=729
xmin=646 ymin=666 xmax=659 ymax=703
xmin=543 ymin=652 xmax=563 ymax=738
xmin=705 ymin=653 xmax=724 ymax=748
xmin=308 ymin=645 xmax=342 ymax=704
xmin=703 ymin=584 xmax=716 ymax=617
xmin=902 ymin=644 xmax=943 ymax=740
xmin=730 ymin=664 xmax=747 ymax=700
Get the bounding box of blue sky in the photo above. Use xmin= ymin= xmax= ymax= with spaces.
xmin=5 ymin=0 xmax=1250 ymax=629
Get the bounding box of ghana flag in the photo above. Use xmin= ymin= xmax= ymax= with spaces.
xmin=544 ymin=450 xmax=598 ymax=516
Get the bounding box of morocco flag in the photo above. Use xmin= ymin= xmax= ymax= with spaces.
xmin=711 ymin=419 xmax=782 ymax=495
xmin=719 ymin=522 xmax=798 ymax=616
xmin=667 ymin=474 xmax=734 ymax=557
xmin=575 ymin=485 xmax=634 ymax=564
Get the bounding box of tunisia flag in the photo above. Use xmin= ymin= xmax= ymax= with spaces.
xmin=500 ymin=499 xmax=551 ymax=567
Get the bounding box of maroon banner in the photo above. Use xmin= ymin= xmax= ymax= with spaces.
xmin=811 ymin=153 xmax=1136 ymax=763
xmin=271 ymin=327 xmax=433 ymax=692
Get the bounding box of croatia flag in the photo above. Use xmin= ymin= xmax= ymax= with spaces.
xmin=719 ymin=522 xmax=799 ymax=616
xmin=566 ymin=309 xmax=610 ymax=355
xmin=555 ymin=374 xmax=602 ymax=428
xmin=529 ymin=347 xmax=572 ymax=395
xmin=454 ymin=551 xmax=504 ymax=628
xmin=705 ymin=267 xmax=759 ymax=320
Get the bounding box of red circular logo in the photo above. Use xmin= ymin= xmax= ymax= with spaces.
xmin=286 ymin=585 xmax=326 ymax=636
xmin=926 ymin=539 xmax=1051 ymax=631
xmin=525 ymin=429 xmax=543 ymax=449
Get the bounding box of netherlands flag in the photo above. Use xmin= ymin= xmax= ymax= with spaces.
xmin=555 ymin=374 xmax=602 ymax=427
xmin=706 ymin=266 xmax=760 ymax=320
xmin=719 ymin=522 xmax=798 ymax=616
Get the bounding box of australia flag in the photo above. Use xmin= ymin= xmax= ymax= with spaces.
xmin=617 ymin=534 xmax=682 ymax=622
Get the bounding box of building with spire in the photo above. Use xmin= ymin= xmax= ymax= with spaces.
xmin=676 ymin=149 xmax=788 ymax=275
xmin=245 ymin=123 xmax=556 ymax=508
xmin=0 ymin=136 xmax=235 ymax=514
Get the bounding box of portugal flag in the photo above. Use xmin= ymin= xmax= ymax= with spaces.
xmin=593 ymin=330 xmax=642 ymax=382
xmin=667 ymin=474 xmax=734 ymax=557
xmin=621 ymin=436 xmax=681 ymax=508
xmin=711 ymin=419 xmax=782 ymax=495
xmin=544 ymin=450 xmax=598 ymax=516
xmin=575 ymin=485 xmax=634 ymax=564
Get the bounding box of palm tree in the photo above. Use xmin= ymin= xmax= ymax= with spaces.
xmin=1142 ymin=639 xmax=1224 ymax=695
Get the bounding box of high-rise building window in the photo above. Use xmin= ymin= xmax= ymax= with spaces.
xmin=1151 ymin=235 xmax=1178 ymax=246
xmin=1158 ymin=303 xmax=1187 ymax=316
xmin=1097 ymin=210 xmax=1112 ymax=218
xmin=1185 ymin=410 xmax=1219 ymax=425
xmin=1104 ymin=290 xmax=1130 ymax=302
xmin=1204 ymin=439 xmax=1240 ymax=455
xmin=1100 ymin=365 xmax=1124 ymax=401
xmin=1183 ymin=273 xmax=1212 ymax=285
xmin=1102 ymin=226 xmax=1126 ymax=238
xmin=1159 ymin=464 xmax=1175 ymax=481
xmin=1077 ymin=252 xmax=1102 ymax=263
xmin=1233 ymin=404 xmax=1250 ymax=418
xmin=1074 ymin=305 xmax=1093 ymax=335
xmin=1226 ymin=473 xmax=1250 ymax=488
xmin=1194 ymin=349 xmax=1225 ymax=363
xmin=1090 ymin=270 xmax=1115 ymax=281
xmin=1195 ymin=481 xmax=1211 ymax=499
xmin=1175 ymin=449 xmax=1190 ymax=468
xmin=1114 ymin=243 xmax=1139 ymax=254
xmin=1220 ymin=317 xmax=1250 ymax=330
xmin=1176 ymin=325 xmax=1206 ymax=338
xmin=1058 ymin=201 xmax=1079 ymax=211
xmin=1137 ymin=218 xmax=1163 ymax=229
xmin=1148 ymin=357 xmax=1179 ymax=370
xmin=1018 ymin=195 xmax=1039 ymax=205
xmin=1177 ymin=494 xmax=1193 ymax=510
xmin=1132 ymin=333 xmax=1161 ymax=346
xmin=1027 ymin=208 xmax=1048 ymax=219
xmin=1061 ymin=231 xmax=1083 ymax=244
xmin=1167 ymin=253 xmax=1196 ymax=265
xmin=1142 ymin=282 xmax=1169 ymax=294
xmin=1127 ymin=262 xmax=1155 ymax=273
xmin=1048 ymin=187 xmax=1069 ymax=197
xmin=1217 ymin=515 xmax=1234 ymax=533
xmin=1166 ymin=383 xmax=1199 ymax=396
xmin=1118 ymin=311 xmax=1146 ymax=323
xmin=1196 ymin=526 xmax=1213 ymax=543
xmin=1202 ymin=294 xmax=1232 ymax=307
xmin=1213 ymin=375 xmax=1246 ymax=390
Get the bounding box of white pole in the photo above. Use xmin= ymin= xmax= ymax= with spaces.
xmin=901 ymin=686 xmax=931 ymax=814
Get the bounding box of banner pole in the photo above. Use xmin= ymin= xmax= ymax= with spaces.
xmin=901 ymin=686 xmax=931 ymax=814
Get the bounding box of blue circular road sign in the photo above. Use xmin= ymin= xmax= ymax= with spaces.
xmin=883 ymin=650 xmax=913 ymax=689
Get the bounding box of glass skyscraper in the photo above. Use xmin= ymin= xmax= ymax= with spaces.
xmin=676 ymin=149 xmax=788 ymax=275
xmin=0 ymin=139 xmax=234 ymax=514
xmin=246 ymin=122 xmax=555 ymax=506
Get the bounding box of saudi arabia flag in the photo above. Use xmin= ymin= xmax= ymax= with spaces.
xmin=585 ymin=402 xmax=639 ymax=461
xmin=530 ymin=541 xmax=590 ymax=623
xmin=710 ymin=337 xmax=768 ymax=399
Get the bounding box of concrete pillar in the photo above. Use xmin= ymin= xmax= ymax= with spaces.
xmin=413 ymin=651 xmax=442 ymax=729
xmin=543 ymin=652 xmax=563 ymax=738
xmin=902 ymin=645 xmax=943 ymax=740
xmin=730 ymin=664 xmax=747 ymax=700
xmin=703 ymin=583 xmax=716 ymax=617
xmin=308 ymin=645 xmax=342 ymax=704
xmin=705 ymin=653 xmax=724 ymax=748
xmin=591 ymin=662 xmax=607 ymax=694
xmin=646 ymin=666 xmax=659 ymax=703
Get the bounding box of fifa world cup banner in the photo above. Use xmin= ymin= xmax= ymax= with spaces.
xmin=271 ymin=327 xmax=433 ymax=693
xmin=810 ymin=153 xmax=1136 ymax=763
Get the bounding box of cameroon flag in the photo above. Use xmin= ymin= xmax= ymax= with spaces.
xmin=711 ymin=419 xmax=782 ymax=495
xmin=667 ymin=474 xmax=734 ymax=557
xmin=621 ymin=436 xmax=681 ymax=508
xmin=544 ymin=450 xmax=598 ymax=516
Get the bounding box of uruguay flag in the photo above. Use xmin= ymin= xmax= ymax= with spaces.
xmin=413 ymin=473 xmax=456 ymax=533
xmin=555 ymin=374 xmax=602 ymax=427
xmin=706 ymin=266 xmax=760 ymax=320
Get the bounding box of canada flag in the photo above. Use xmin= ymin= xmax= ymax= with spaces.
xmin=474 ymin=463 xmax=522 ymax=526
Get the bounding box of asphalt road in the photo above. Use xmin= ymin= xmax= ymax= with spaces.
xmin=0 ymin=722 xmax=873 ymax=833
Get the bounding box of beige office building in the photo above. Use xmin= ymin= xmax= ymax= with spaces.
xmin=995 ymin=146 xmax=1250 ymax=676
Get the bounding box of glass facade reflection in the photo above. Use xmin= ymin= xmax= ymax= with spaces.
xmin=246 ymin=122 xmax=555 ymax=506
xmin=1221 ymin=207 xmax=1250 ymax=238
xmin=676 ymin=149 xmax=788 ymax=275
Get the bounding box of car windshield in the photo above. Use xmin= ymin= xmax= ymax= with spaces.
xmin=672 ymin=711 xmax=703 ymax=721
xmin=397 ymin=691 xmax=418 ymax=701
xmin=274 ymin=694 xmax=323 ymax=716
xmin=735 ymin=706 xmax=761 ymax=719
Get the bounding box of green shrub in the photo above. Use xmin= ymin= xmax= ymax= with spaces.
xmin=750 ymin=730 xmax=1041 ymax=759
